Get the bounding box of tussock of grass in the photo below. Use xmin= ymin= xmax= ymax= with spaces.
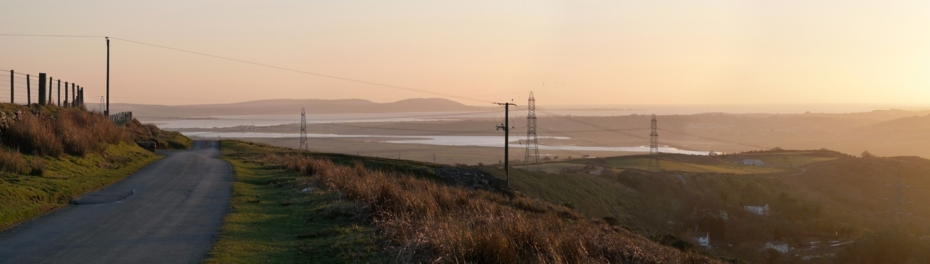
xmin=0 ymin=148 xmax=28 ymax=174
xmin=263 ymin=153 xmax=721 ymax=263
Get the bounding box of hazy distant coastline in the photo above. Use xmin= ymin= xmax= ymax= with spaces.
xmin=117 ymin=98 xmax=930 ymax=118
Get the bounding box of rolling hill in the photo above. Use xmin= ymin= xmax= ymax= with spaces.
xmin=111 ymin=98 xmax=487 ymax=117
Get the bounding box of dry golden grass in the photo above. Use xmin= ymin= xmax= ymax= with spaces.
xmin=0 ymin=147 xmax=28 ymax=174
xmin=3 ymin=108 xmax=132 ymax=157
xmin=264 ymin=154 xmax=722 ymax=264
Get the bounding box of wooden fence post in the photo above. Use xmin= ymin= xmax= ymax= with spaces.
xmin=38 ymin=73 xmax=46 ymax=105
xmin=64 ymin=81 xmax=68 ymax=107
xmin=47 ymin=76 xmax=52 ymax=103
xmin=71 ymin=83 xmax=75 ymax=107
xmin=8 ymin=70 xmax=11 ymax=104
xmin=57 ymin=79 xmax=61 ymax=107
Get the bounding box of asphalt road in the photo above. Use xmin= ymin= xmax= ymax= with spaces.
xmin=0 ymin=140 xmax=233 ymax=264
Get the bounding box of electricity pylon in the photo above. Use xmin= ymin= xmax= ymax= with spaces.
xmin=523 ymin=91 xmax=540 ymax=171
xmin=886 ymin=170 xmax=913 ymax=227
xmin=648 ymin=114 xmax=660 ymax=173
xmin=299 ymin=107 xmax=308 ymax=152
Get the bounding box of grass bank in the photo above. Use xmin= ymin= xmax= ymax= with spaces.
xmin=0 ymin=104 xmax=188 ymax=231
xmin=0 ymin=142 xmax=160 ymax=230
xmin=206 ymin=140 xmax=386 ymax=263
xmin=210 ymin=140 xmax=720 ymax=263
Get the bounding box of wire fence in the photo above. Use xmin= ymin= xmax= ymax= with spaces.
xmin=0 ymin=68 xmax=86 ymax=108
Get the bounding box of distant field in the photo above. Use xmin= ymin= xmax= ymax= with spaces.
xmin=728 ymin=152 xmax=839 ymax=167
xmin=229 ymin=137 xmax=633 ymax=166
xmin=563 ymin=155 xmax=788 ymax=175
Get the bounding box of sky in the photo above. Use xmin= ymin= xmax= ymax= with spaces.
xmin=1 ymin=0 xmax=929 ymax=107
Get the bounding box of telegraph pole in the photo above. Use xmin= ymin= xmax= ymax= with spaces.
xmin=496 ymin=101 xmax=516 ymax=187
xmin=299 ymin=107 xmax=308 ymax=152
xmin=106 ymin=37 xmax=110 ymax=116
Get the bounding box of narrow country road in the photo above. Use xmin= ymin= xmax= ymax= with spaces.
xmin=0 ymin=141 xmax=233 ymax=264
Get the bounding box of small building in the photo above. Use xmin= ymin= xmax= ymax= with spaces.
xmin=697 ymin=233 xmax=710 ymax=248
xmin=741 ymin=159 xmax=764 ymax=166
xmin=744 ymin=204 xmax=770 ymax=216
xmin=764 ymin=241 xmax=790 ymax=253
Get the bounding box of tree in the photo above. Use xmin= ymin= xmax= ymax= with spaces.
xmin=861 ymin=151 xmax=874 ymax=158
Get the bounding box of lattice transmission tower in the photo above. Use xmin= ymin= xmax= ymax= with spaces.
xmin=98 ymin=96 xmax=105 ymax=114
xmin=886 ymin=170 xmax=913 ymax=227
xmin=523 ymin=91 xmax=540 ymax=171
xmin=299 ymin=107 xmax=308 ymax=152
xmin=648 ymin=114 xmax=660 ymax=173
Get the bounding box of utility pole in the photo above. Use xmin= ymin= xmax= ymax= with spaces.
xmin=648 ymin=114 xmax=660 ymax=173
xmin=106 ymin=37 xmax=110 ymax=116
xmin=496 ymin=101 xmax=517 ymax=187
xmin=299 ymin=107 xmax=308 ymax=152
xmin=523 ymin=91 xmax=540 ymax=171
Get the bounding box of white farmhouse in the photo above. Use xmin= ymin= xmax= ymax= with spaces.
xmin=764 ymin=241 xmax=790 ymax=253
xmin=697 ymin=233 xmax=710 ymax=248
xmin=744 ymin=204 xmax=770 ymax=216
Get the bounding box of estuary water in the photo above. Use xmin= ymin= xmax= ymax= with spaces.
xmin=180 ymin=131 xmax=710 ymax=155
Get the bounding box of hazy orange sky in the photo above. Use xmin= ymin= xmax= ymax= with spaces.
xmin=1 ymin=1 xmax=929 ymax=106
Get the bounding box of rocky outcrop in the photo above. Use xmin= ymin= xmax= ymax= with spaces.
xmin=0 ymin=110 xmax=25 ymax=130
xmin=434 ymin=166 xmax=508 ymax=192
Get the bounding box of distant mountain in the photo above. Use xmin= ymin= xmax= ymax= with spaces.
xmin=111 ymin=98 xmax=487 ymax=117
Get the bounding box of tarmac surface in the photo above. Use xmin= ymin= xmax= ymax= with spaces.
xmin=0 ymin=140 xmax=233 ymax=264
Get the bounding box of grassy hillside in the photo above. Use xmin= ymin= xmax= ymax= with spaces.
xmin=210 ymin=140 xmax=725 ymax=263
xmin=0 ymin=104 xmax=188 ymax=231
xmin=509 ymin=149 xmax=930 ymax=263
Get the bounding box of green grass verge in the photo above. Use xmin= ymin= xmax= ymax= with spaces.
xmin=205 ymin=140 xmax=387 ymax=264
xmin=0 ymin=142 xmax=161 ymax=231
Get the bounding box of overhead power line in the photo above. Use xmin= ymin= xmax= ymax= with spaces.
xmin=0 ymin=33 xmax=105 ymax=38
xmin=1 ymin=33 xmax=491 ymax=104
xmin=108 ymin=37 xmax=491 ymax=104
